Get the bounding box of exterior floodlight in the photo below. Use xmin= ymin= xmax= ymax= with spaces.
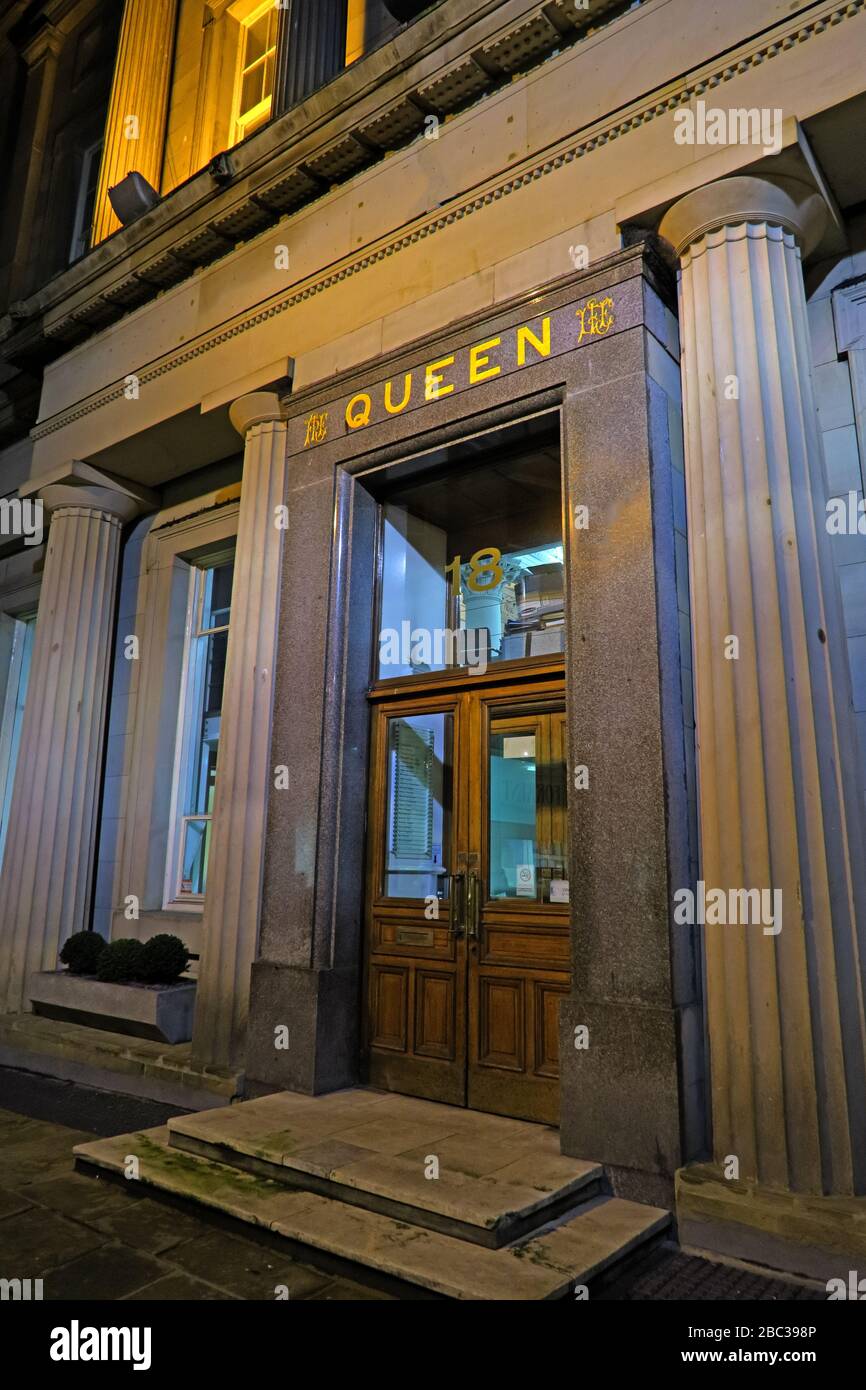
xmin=108 ymin=171 xmax=161 ymax=226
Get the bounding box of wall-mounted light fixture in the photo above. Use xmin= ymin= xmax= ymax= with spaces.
xmin=208 ymin=152 xmax=234 ymax=185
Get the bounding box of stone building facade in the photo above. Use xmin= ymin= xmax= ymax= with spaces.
xmin=1 ymin=0 xmax=865 ymax=1278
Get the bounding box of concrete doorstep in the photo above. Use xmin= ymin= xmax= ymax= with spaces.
xmin=74 ymin=1088 xmax=670 ymax=1300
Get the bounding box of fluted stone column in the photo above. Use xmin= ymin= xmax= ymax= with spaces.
xmin=659 ymin=177 xmax=866 ymax=1197
xmin=274 ymin=0 xmax=347 ymax=115
xmin=192 ymin=393 xmax=289 ymax=1069
xmin=91 ymin=0 xmax=179 ymax=245
xmin=0 ymin=464 xmax=155 ymax=1014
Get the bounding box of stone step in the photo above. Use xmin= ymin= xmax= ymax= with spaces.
xmin=165 ymin=1088 xmax=603 ymax=1247
xmin=73 ymin=1126 xmax=670 ymax=1300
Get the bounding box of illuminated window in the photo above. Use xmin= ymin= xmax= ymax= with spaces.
xmin=233 ymin=2 xmax=279 ymax=142
xmin=164 ymin=555 xmax=234 ymax=906
xmin=375 ymin=422 xmax=566 ymax=681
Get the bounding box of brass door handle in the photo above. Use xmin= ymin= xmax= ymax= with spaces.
xmin=450 ymin=872 xmax=466 ymax=938
xmin=466 ymin=871 xmax=480 ymax=939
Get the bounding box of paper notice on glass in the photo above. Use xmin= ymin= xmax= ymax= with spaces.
xmin=516 ymin=864 xmax=536 ymax=897
xmin=549 ymin=878 xmax=569 ymax=904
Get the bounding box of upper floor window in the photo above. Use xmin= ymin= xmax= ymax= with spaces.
xmin=165 ymin=554 xmax=235 ymax=907
xmin=69 ymin=140 xmax=103 ymax=264
xmin=232 ymin=1 xmax=279 ymax=143
xmin=0 ymin=615 xmax=36 ymax=868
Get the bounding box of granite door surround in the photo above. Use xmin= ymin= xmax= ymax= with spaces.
xmin=250 ymin=242 xmax=702 ymax=1200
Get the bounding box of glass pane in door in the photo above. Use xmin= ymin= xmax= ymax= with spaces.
xmin=383 ymin=712 xmax=452 ymax=900
xmin=488 ymin=718 xmax=569 ymax=903
xmin=489 ymin=731 xmax=538 ymax=899
xmin=539 ymin=715 xmax=570 ymax=904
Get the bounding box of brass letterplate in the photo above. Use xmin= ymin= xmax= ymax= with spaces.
xmin=396 ymin=926 xmax=435 ymax=946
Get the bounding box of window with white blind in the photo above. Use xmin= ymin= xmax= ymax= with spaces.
xmin=383 ymin=712 xmax=450 ymax=899
xmin=164 ymin=554 xmax=235 ymax=907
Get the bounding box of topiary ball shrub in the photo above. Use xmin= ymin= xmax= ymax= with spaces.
xmin=59 ymin=931 xmax=106 ymax=976
xmin=139 ymin=934 xmax=191 ymax=985
xmin=96 ymin=938 xmax=146 ymax=984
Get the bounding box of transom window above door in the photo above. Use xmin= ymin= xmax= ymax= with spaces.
xmin=374 ymin=417 xmax=565 ymax=682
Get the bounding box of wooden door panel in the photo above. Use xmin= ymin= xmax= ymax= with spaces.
xmin=534 ymin=979 xmax=568 ymax=1078
xmin=368 ymin=965 xmax=408 ymax=1052
xmin=477 ymin=974 xmax=525 ymax=1071
xmin=372 ymin=912 xmax=456 ymax=959
xmin=482 ymin=921 xmax=570 ymax=970
xmin=414 ymin=969 xmax=457 ymax=1060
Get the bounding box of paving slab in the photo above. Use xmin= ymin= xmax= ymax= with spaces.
xmin=0 ymin=1186 xmax=32 ymax=1219
xmin=122 ymin=1272 xmax=238 ymax=1300
xmin=308 ymin=1278 xmax=395 ymax=1300
xmin=40 ymin=1243 xmax=168 ymax=1300
xmin=23 ymin=1172 xmax=135 ymax=1221
xmin=167 ymin=1229 xmax=332 ymax=1300
xmin=91 ymin=1195 xmax=213 ymax=1255
xmin=0 ymin=1206 xmax=105 ymax=1273
xmin=399 ymin=1133 xmax=544 ymax=1177
xmin=0 ymin=1111 xmax=43 ymax=1135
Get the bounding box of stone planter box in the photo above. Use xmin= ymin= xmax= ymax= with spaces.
xmin=30 ymin=972 xmax=196 ymax=1044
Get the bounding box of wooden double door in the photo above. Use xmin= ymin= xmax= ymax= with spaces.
xmin=362 ymin=679 xmax=571 ymax=1124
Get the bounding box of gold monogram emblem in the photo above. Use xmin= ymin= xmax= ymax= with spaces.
xmin=303 ymin=410 xmax=329 ymax=447
xmin=575 ymin=297 xmax=615 ymax=344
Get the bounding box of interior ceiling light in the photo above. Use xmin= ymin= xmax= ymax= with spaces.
xmin=108 ymin=171 xmax=161 ymax=226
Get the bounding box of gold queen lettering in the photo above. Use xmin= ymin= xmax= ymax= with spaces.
xmin=344 ymin=319 xmax=553 ymax=433
xmin=337 ymin=299 xmax=617 ymax=438
xmin=303 ymin=410 xmax=329 ymax=447
xmin=575 ymin=297 xmax=615 ymax=344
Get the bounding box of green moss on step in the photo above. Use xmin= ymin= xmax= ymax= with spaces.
xmin=133 ymin=1134 xmax=286 ymax=1206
